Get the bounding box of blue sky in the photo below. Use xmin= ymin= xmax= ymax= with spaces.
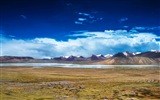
xmin=0 ymin=0 xmax=160 ymax=58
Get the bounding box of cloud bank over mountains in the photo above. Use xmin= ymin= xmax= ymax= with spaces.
xmin=1 ymin=29 xmax=159 ymax=58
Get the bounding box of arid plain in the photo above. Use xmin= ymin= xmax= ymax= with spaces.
xmin=1 ymin=66 xmax=160 ymax=100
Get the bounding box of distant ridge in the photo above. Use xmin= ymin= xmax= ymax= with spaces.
xmin=1 ymin=51 xmax=160 ymax=65
xmin=95 ymin=51 xmax=160 ymax=65
xmin=95 ymin=57 xmax=160 ymax=65
xmin=0 ymin=56 xmax=34 ymax=63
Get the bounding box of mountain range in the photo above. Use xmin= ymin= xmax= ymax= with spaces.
xmin=1 ymin=51 xmax=160 ymax=65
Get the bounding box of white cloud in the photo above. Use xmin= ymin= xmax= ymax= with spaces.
xmin=78 ymin=18 xmax=87 ymax=21
xmin=78 ymin=12 xmax=90 ymax=16
xmin=123 ymin=26 xmax=129 ymax=28
xmin=74 ymin=21 xmax=83 ymax=25
xmin=1 ymin=30 xmax=159 ymax=58
xmin=76 ymin=12 xmax=103 ymax=24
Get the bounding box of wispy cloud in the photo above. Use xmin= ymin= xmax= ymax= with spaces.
xmin=74 ymin=21 xmax=83 ymax=25
xmin=123 ymin=26 xmax=129 ymax=28
xmin=131 ymin=26 xmax=160 ymax=31
xmin=1 ymin=29 xmax=159 ymax=58
xmin=78 ymin=18 xmax=87 ymax=21
xmin=20 ymin=15 xmax=27 ymax=19
xmin=119 ymin=17 xmax=128 ymax=23
xmin=99 ymin=17 xmax=103 ymax=20
xmin=8 ymin=35 xmax=15 ymax=38
xmin=71 ymin=30 xmax=88 ymax=33
xmin=130 ymin=26 xmax=160 ymax=33
xmin=75 ymin=12 xmax=103 ymax=24
xmin=89 ymin=16 xmax=94 ymax=19
xmin=78 ymin=12 xmax=90 ymax=16
xmin=66 ymin=3 xmax=72 ymax=6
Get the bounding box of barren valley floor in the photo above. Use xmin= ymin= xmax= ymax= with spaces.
xmin=0 ymin=66 xmax=160 ymax=100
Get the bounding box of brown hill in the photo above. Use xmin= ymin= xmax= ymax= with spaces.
xmin=0 ymin=56 xmax=34 ymax=63
xmin=95 ymin=57 xmax=160 ymax=65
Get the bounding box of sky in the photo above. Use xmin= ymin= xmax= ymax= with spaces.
xmin=0 ymin=0 xmax=160 ymax=58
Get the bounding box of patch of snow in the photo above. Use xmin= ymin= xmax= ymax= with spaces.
xmin=123 ymin=52 xmax=128 ymax=56
xmin=63 ymin=56 xmax=70 ymax=58
xmin=151 ymin=50 xmax=157 ymax=52
xmin=133 ymin=52 xmax=141 ymax=55
xmin=96 ymin=54 xmax=103 ymax=57
xmin=104 ymin=54 xmax=113 ymax=58
xmin=135 ymin=52 xmax=141 ymax=54
xmin=150 ymin=50 xmax=159 ymax=53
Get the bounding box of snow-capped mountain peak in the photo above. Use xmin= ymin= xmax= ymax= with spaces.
xmin=104 ymin=54 xmax=113 ymax=58
xmin=151 ymin=50 xmax=157 ymax=52
xmin=96 ymin=54 xmax=103 ymax=57
xmin=123 ymin=51 xmax=133 ymax=57
xmin=63 ymin=56 xmax=70 ymax=59
xmin=132 ymin=52 xmax=141 ymax=55
xmin=123 ymin=52 xmax=128 ymax=56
